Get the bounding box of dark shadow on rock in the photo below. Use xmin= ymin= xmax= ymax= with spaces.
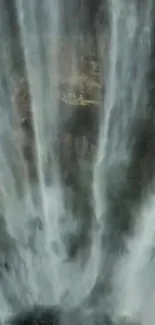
xmin=6 ymin=306 xmax=62 ymax=325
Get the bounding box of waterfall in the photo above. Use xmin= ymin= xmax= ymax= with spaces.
xmin=0 ymin=0 xmax=154 ymax=324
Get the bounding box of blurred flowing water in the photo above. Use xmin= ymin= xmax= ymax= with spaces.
xmin=0 ymin=0 xmax=155 ymax=324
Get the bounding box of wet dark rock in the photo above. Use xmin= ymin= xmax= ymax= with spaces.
xmin=6 ymin=306 xmax=62 ymax=325
xmin=4 ymin=304 xmax=142 ymax=325
xmin=0 ymin=217 xmax=17 ymax=274
xmin=5 ymin=306 xmax=116 ymax=325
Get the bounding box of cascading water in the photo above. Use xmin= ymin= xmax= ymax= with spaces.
xmin=0 ymin=0 xmax=155 ymax=324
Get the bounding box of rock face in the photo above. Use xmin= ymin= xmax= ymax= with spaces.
xmin=15 ymin=46 xmax=101 ymax=177
xmin=59 ymin=68 xmax=101 ymax=156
